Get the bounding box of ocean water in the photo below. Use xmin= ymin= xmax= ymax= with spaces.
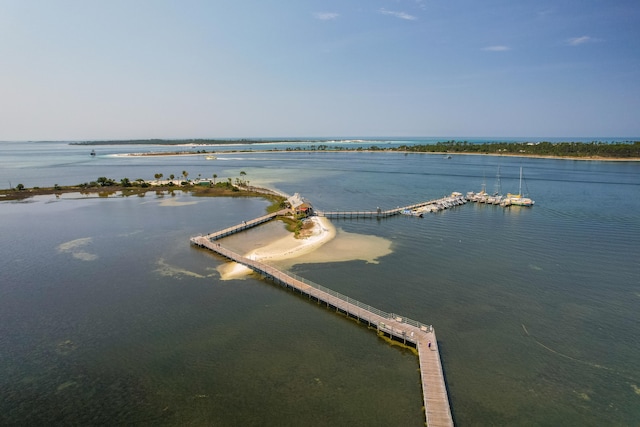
xmin=1 ymin=141 xmax=639 ymax=426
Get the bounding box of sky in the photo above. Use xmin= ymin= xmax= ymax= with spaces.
xmin=1 ymin=0 xmax=639 ymax=140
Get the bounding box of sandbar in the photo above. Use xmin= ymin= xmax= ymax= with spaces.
xmin=219 ymin=216 xmax=335 ymax=279
xmin=218 ymin=216 xmax=392 ymax=280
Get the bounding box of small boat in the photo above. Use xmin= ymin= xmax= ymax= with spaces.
xmin=90 ymin=149 xmax=96 ymax=156
xmin=400 ymin=209 xmax=423 ymax=217
xmin=205 ymin=155 xmax=217 ymax=160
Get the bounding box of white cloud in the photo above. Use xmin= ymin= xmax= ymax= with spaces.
xmin=314 ymin=12 xmax=339 ymax=21
xmin=379 ymin=8 xmax=417 ymax=21
xmin=482 ymin=45 xmax=511 ymax=52
xmin=567 ymin=35 xmax=592 ymax=46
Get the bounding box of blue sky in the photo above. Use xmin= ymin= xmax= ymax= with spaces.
xmin=1 ymin=0 xmax=639 ymax=140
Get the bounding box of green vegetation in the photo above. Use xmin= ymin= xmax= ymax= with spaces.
xmin=0 ymin=175 xmax=287 ymax=209
xmin=278 ymin=140 xmax=640 ymax=158
xmin=80 ymin=138 xmax=639 ymax=159
xmin=96 ymin=176 xmax=116 ymax=186
xmin=266 ymin=199 xmax=288 ymax=214
xmin=276 ymin=211 xmax=313 ymax=237
xmin=396 ymin=140 xmax=640 ymax=158
xmin=279 ymin=215 xmax=304 ymax=236
xmin=284 ymin=140 xmax=639 ymax=158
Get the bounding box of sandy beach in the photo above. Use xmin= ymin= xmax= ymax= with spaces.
xmin=218 ymin=216 xmax=337 ymax=279
xmin=117 ymin=149 xmax=640 ymax=162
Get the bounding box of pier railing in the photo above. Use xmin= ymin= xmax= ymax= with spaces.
xmin=190 ymin=192 xmax=456 ymax=426
xmin=279 ymin=268 xmax=432 ymax=332
xmin=191 ymin=233 xmax=452 ymax=426
xmin=192 ymin=236 xmax=434 ymax=334
xmin=316 ymin=196 xmax=460 ymax=219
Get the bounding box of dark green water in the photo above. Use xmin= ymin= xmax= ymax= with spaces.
xmin=1 ymin=150 xmax=639 ymax=425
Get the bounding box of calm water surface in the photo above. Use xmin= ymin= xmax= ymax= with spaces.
xmin=1 ymin=142 xmax=639 ymax=426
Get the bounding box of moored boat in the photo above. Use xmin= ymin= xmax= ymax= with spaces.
xmin=503 ymin=167 xmax=535 ymax=207
xmin=401 ymin=209 xmax=423 ymax=217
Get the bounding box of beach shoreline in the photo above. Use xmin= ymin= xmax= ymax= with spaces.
xmin=117 ymin=149 xmax=640 ymax=162
xmin=218 ymin=216 xmax=336 ymax=279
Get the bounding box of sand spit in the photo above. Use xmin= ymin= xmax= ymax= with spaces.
xmin=217 ymin=216 xmax=393 ymax=280
xmin=218 ymin=216 xmax=335 ymax=279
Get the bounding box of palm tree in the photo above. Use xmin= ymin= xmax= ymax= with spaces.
xmin=182 ymin=170 xmax=189 ymax=181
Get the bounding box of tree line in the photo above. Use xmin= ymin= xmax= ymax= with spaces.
xmin=395 ymin=141 xmax=640 ymax=158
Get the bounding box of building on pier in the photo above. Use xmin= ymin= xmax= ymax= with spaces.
xmin=287 ymin=193 xmax=313 ymax=216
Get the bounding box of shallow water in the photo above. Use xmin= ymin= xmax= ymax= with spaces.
xmin=1 ymin=144 xmax=639 ymax=425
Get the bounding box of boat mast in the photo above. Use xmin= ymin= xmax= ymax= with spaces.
xmin=519 ymin=166 xmax=523 ymax=196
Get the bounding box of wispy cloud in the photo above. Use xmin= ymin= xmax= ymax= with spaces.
xmin=482 ymin=45 xmax=511 ymax=52
xmin=314 ymin=12 xmax=339 ymax=21
xmin=414 ymin=0 xmax=427 ymax=11
xmin=566 ymin=35 xmax=593 ymax=46
xmin=379 ymin=8 xmax=417 ymax=21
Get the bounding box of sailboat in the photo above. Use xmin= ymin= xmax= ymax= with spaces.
xmin=503 ymin=167 xmax=534 ymax=207
xmin=467 ymin=167 xmax=503 ymax=204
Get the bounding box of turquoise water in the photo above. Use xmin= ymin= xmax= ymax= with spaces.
xmin=1 ymin=141 xmax=639 ymax=425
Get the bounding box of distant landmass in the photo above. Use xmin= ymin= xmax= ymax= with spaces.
xmin=70 ymin=139 xmax=640 ymax=158
xmin=70 ymin=139 xmax=303 ymax=145
xmin=397 ymin=140 xmax=640 ymax=159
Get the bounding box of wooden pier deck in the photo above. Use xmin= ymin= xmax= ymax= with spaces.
xmin=202 ymin=209 xmax=290 ymax=240
xmin=316 ymin=195 xmax=463 ymax=219
xmin=190 ymin=232 xmax=454 ymax=426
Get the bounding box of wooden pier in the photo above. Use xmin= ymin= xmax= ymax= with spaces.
xmin=190 ymin=211 xmax=454 ymax=426
xmin=316 ymin=195 xmax=465 ymax=219
xmin=201 ymin=209 xmax=290 ymax=240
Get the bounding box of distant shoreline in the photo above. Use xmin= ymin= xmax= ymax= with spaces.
xmin=118 ymin=149 xmax=640 ymax=162
xmin=68 ymin=138 xmax=640 ymax=160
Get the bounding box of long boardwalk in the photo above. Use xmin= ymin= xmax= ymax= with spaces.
xmin=190 ymin=210 xmax=454 ymax=426
xmin=202 ymin=208 xmax=290 ymax=240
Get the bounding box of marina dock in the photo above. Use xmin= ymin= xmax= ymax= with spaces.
xmin=316 ymin=193 xmax=467 ymax=219
xmin=190 ymin=200 xmax=455 ymax=426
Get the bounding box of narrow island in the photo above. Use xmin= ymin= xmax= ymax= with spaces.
xmin=75 ymin=139 xmax=640 ymax=160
